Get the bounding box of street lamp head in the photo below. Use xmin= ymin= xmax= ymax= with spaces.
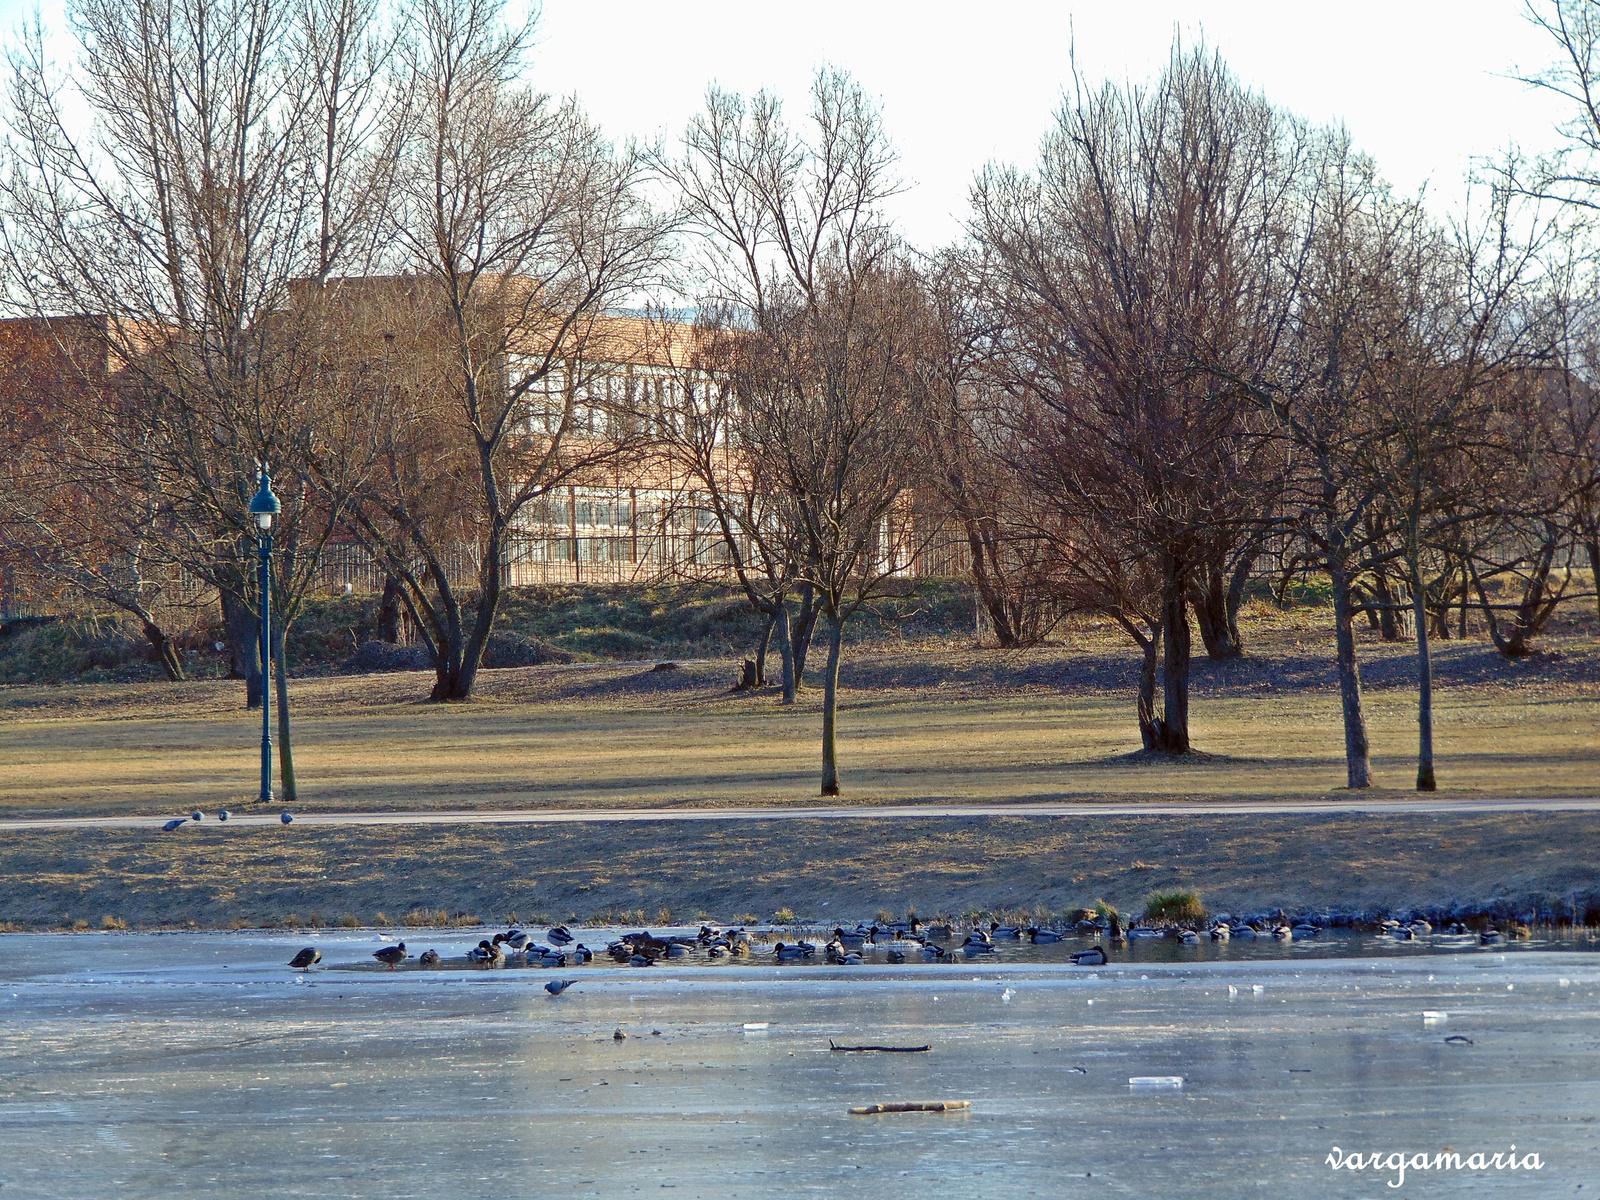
xmin=249 ymin=468 xmax=281 ymax=532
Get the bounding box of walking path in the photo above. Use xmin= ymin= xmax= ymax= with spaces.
xmin=4 ymin=796 xmax=1598 ymax=831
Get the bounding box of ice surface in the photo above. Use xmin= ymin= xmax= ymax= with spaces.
xmin=1 ymin=930 xmax=1598 ymax=1197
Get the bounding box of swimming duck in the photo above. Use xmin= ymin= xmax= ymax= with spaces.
xmin=708 ymin=944 xmax=728 ymax=959
xmin=824 ymin=940 xmax=848 ymax=964
xmin=1027 ymin=927 xmax=1062 ymax=943
xmin=1272 ymin=926 xmax=1293 ymax=941
xmin=1391 ymin=926 xmax=1415 ymax=941
xmin=990 ymin=923 xmax=1022 ymax=938
xmin=288 ymin=947 xmax=320 ymax=971
xmin=927 ymin=923 xmax=953 ymax=939
xmin=467 ymin=939 xmax=496 ymax=963
xmin=963 ymin=929 xmax=992 ymax=946
xmin=1292 ymin=924 xmax=1320 ymax=939
xmin=373 ymin=942 xmax=408 ymax=970
xmin=1408 ymin=920 xmax=1432 ymax=935
xmin=419 ymin=949 xmax=441 ymax=966
xmin=921 ymin=943 xmax=952 ymax=962
xmin=547 ymin=925 xmax=574 ymax=946
xmin=1071 ymin=947 xmax=1108 ymax=966
xmin=773 ymin=942 xmax=808 ymax=963
xmin=730 ymin=940 xmax=750 ymax=957
xmin=1480 ymin=929 xmax=1505 ymax=945
xmin=962 ymin=939 xmax=997 ymax=955
xmin=1230 ymin=923 xmax=1256 ymax=938
xmin=835 ymin=927 xmax=869 ymax=950
xmin=1179 ymin=929 xmax=1201 ymax=945
xmin=1210 ymin=925 xmax=1230 ymax=941
xmin=886 ymin=949 xmax=906 ymax=964
xmin=842 ymin=952 xmax=862 ymax=965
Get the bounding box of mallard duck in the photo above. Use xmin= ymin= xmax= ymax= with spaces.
xmin=773 ymin=942 xmax=807 ymax=963
xmin=921 ymin=943 xmax=951 ymax=961
xmin=1179 ymin=929 xmax=1201 ymax=945
xmin=629 ymin=953 xmax=655 ymax=967
xmin=842 ymin=952 xmax=862 ymax=965
xmin=418 ymin=949 xmax=441 ymax=966
xmin=962 ymin=939 xmax=996 ymax=955
xmin=1480 ymin=929 xmax=1505 ymax=945
xmin=501 ymin=930 xmax=530 ymax=952
xmin=1210 ymin=925 xmax=1230 ymax=941
xmin=1408 ymin=920 xmax=1432 ymax=935
xmin=991 ymin=922 xmax=1022 ymax=938
xmin=572 ymin=944 xmax=593 ymax=964
xmin=1230 ymin=923 xmax=1256 ymax=938
xmin=539 ymin=951 xmax=567 ymax=968
xmin=886 ymin=949 xmax=906 ymax=963
xmin=927 ymin=923 xmax=953 ymax=939
xmin=1391 ymin=926 xmax=1415 ymax=941
xmin=467 ymin=940 xmax=495 ymax=962
xmin=708 ymin=944 xmax=728 ymax=959
xmin=1272 ymin=926 xmax=1293 ymax=941
xmin=547 ymin=925 xmax=574 ymax=946
xmin=1071 ymin=947 xmax=1107 ymax=966
xmin=288 ymin=947 xmax=320 ymax=971
xmin=665 ymin=943 xmax=688 ymax=959
xmin=1027 ymin=927 xmax=1062 ymax=943
xmin=373 ymin=942 xmax=408 ymax=970
xmin=1292 ymin=924 xmax=1320 ymax=939
xmin=824 ymin=940 xmax=847 ymax=964
xmin=835 ymin=927 xmax=869 ymax=949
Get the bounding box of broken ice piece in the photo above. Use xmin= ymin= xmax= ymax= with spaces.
xmin=1129 ymin=1076 xmax=1183 ymax=1089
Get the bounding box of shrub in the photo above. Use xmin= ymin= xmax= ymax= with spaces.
xmin=1143 ymin=890 xmax=1206 ymax=925
xmin=772 ymin=907 xmax=796 ymax=925
xmin=1094 ymin=899 xmax=1120 ymax=924
xmin=101 ymin=915 xmax=127 ymax=930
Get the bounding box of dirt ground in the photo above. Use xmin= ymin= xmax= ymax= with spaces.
xmin=0 ymin=614 xmax=1595 ymax=927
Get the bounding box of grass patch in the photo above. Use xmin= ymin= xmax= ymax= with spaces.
xmin=1144 ymin=890 xmax=1207 ymax=925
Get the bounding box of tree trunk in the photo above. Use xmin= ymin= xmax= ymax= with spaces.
xmin=966 ymin=517 xmax=1019 ymax=647
xmin=1111 ymin=613 xmax=1162 ymax=750
xmin=792 ymin=583 xmax=818 ymax=687
xmin=819 ymin=610 xmax=844 ymax=796
xmin=376 ymin=574 xmax=402 ymax=643
xmin=755 ymin=609 xmax=775 ymax=685
xmin=1329 ymin=558 xmax=1372 ymax=789
xmin=272 ymin=630 xmax=297 ymax=802
xmin=1409 ymin=548 xmax=1437 ymax=791
xmin=1191 ymin=561 xmax=1242 ymax=661
xmin=139 ymin=616 xmax=185 ymax=682
xmin=1586 ymin=535 xmax=1600 ymax=627
xmin=1223 ymin=543 xmax=1256 ymax=653
xmin=1371 ymin=571 xmax=1404 ymax=641
xmin=1156 ymin=560 xmax=1191 ymax=754
xmin=774 ymin=601 xmax=797 ymax=705
xmin=221 ymin=588 xmax=263 ymax=708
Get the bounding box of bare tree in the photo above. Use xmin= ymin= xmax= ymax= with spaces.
xmin=659 ymin=69 xmax=937 ymax=794
xmin=316 ymin=0 xmax=672 ymax=702
xmin=972 ymin=45 xmax=1304 ymax=754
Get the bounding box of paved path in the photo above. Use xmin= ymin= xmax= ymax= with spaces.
xmin=3 ymin=796 xmax=1598 ymax=831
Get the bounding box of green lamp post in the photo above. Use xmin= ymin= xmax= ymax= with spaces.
xmin=249 ymin=469 xmax=281 ymax=804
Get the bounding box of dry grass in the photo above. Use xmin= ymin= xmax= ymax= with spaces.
xmin=1 ymin=809 xmax=1597 ymax=931
xmin=0 ymin=623 xmax=1594 ymax=819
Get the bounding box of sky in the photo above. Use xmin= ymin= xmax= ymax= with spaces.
xmin=0 ymin=0 xmax=1578 ymax=249
xmin=527 ymin=0 xmax=1575 ymax=248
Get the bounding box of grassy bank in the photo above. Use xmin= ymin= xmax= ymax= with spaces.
xmin=3 ymin=810 xmax=1598 ymax=932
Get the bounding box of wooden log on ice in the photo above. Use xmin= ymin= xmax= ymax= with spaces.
xmin=829 ymin=1040 xmax=931 ymax=1053
xmin=849 ymin=1101 xmax=971 ymax=1115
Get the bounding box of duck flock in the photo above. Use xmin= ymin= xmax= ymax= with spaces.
xmin=292 ymin=912 xmax=1526 ymax=976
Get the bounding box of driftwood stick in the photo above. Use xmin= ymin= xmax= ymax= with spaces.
xmin=849 ymin=1100 xmax=971 ymax=1115
xmin=829 ymin=1040 xmax=931 ymax=1053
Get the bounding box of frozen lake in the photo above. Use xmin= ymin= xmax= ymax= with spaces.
xmin=2 ymin=930 xmax=1598 ymax=1197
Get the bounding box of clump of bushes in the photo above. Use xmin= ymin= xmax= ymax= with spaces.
xmin=772 ymin=907 xmax=796 ymax=925
xmin=1143 ymin=890 xmax=1206 ymax=925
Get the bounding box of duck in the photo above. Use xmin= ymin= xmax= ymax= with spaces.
xmin=288 ymin=947 xmax=321 ymax=971
xmin=697 ymin=925 xmax=720 ymax=944
xmin=1391 ymin=926 xmax=1415 ymax=941
xmin=665 ymin=943 xmax=689 ymax=959
xmin=708 ymin=944 xmax=728 ymax=959
xmin=773 ymin=942 xmax=808 ymax=963
xmin=629 ymin=953 xmax=655 ymax=967
xmin=926 ymin=923 xmax=954 ymax=939
xmin=990 ymin=922 xmax=1022 ymax=939
xmin=1210 ymin=925 xmax=1230 ymax=942
xmin=467 ymin=939 xmax=496 ymax=963
xmin=1272 ymin=926 xmax=1293 ymax=942
xmin=824 ymin=940 xmax=848 ymax=964
xmin=962 ymin=938 xmax=997 ymax=955
xmin=501 ymin=930 xmax=531 ymax=952
xmin=963 ymin=929 xmax=992 ymax=946
xmin=1027 ymin=927 xmax=1062 ymax=944
xmin=886 ymin=949 xmax=906 ymax=964
xmin=572 ymin=944 xmax=593 ymax=964
xmin=1071 ymin=947 xmax=1108 ymax=966
xmin=1480 ymin=929 xmax=1505 ymax=945
xmin=1447 ymin=922 xmax=1468 ymax=936
xmin=373 ymin=942 xmax=408 ymax=970
xmin=730 ymin=939 xmax=750 ymax=957
xmin=1408 ymin=920 xmax=1432 ymax=935
xmin=842 ymin=952 xmax=862 ymax=965
xmin=1230 ymin=923 xmax=1256 ymax=938
xmin=835 ymin=927 xmax=869 ymax=950
xmin=921 ymin=943 xmax=952 ymax=962
xmin=547 ymin=925 xmax=574 ymax=946
xmin=1292 ymin=924 xmax=1320 ymax=939
xmin=1179 ymin=929 xmax=1201 ymax=945
xmin=538 ymin=951 xmax=567 ymax=968
xmin=418 ymin=949 xmax=441 ymax=966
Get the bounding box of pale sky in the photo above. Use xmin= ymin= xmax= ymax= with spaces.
xmin=0 ymin=0 xmax=1578 ymax=249
xmin=529 ymin=0 xmax=1574 ymax=248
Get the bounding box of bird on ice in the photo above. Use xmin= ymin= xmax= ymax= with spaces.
xmin=288 ymin=948 xmax=320 ymax=971
xmin=545 ymin=979 xmax=574 ymax=996
xmin=373 ymin=942 xmax=408 ymax=970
